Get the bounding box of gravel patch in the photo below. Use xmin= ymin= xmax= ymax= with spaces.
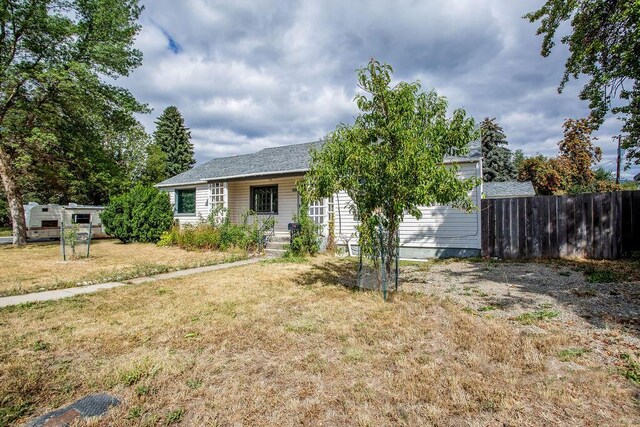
xmin=401 ymin=260 xmax=640 ymax=364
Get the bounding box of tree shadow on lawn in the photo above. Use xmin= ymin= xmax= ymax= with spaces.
xmin=297 ymin=256 xmax=640 ymax=338
xmin=293 ymin=257 xmax=401 ymax=297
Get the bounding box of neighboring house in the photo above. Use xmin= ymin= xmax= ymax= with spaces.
xmin=156 ymin=140 xmax=483 ymax=259
xmin=482 ymin=181 xmax=535 ymax=199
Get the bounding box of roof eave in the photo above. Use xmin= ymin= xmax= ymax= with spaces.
xmin=155 ymin=169 xmax=310 ymax=188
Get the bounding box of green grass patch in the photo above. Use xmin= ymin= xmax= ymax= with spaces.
xmin=478 ymin=305 xmax=500 ymax=312
xmin=32 ymin=340 xmax=50 ymax=352
xmin=586 ymin=269 xmax=618 ymax=283
xmin=620 ymin=354 xmax=640 ymax=385
xmin=0 ymin=227 xmax=11 ymax=237
xmin=514 ymin=310 xmax=560 ymax=325
xmin=118 ymin=359 xmax=161 ymax=387
xmin=0 ymin=398 xmax=32 ymax=427
xmin=186 ymin=378 xmax=202 ymax=390
xmin=166 ymin=408 xmax=185 ymax=425
xmin=557 ymin=348 xmax=589 ymax=362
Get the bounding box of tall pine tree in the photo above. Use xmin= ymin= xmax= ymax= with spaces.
xmin=480 ymin=118 xmax=516 ymax=182
xmin=153 ymin=106 xmax=196 ymax=177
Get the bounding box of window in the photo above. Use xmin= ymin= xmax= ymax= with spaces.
xmin=176 ymin=189 xmax=196 ymax=214
xmin=72 ymin=214 xmax=91 ymax=224
xmin=250 ymin=185 xmax=278 ymax=214
xmin=41 ymin=207 xmax=48 ymax=213
xmin=211 ymin=182 xmax=225 ymax=210
xmin=309 ymin=199 xmax=325 ymax=225
xmin=41 ymin=220 xmax=58 ymax=228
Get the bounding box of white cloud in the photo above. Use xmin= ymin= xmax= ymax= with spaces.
xmin=119 ymin=0 xmax=639 ymax=179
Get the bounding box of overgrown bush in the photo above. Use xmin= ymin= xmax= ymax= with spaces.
xmin=289 ymin=202 xmax=321 ymax=256
xmin=102 ymin=185 xmax=174 ymax=243
xmin=158 ymin=209 xmax=275 ymax=252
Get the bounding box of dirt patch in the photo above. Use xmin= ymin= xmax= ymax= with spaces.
xmin=401 ymin=260 xmax=640 ymax=366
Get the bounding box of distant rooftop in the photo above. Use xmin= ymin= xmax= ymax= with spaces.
xmin=157 ymin=139 xmax=482 ymax=187
xmin=483 ymin=181 xmax=536 ymax=199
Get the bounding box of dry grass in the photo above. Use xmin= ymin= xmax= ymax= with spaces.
xmin=0 ymin=239 xmax=245 ymax=296
xmin=1 ymin=256 xmax=638 ymax=426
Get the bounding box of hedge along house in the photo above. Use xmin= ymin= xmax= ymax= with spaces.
xmin=156 ymin=140 xmax=483 ymax=259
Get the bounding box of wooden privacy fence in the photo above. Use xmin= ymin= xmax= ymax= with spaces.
xmin=481 ymin=190 xmax=640 ymax=259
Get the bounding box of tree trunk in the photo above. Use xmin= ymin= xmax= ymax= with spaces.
xmin=384 ymin=221 xmax=399 ymax=294
xmin=0 ymin=148 xmax=27 ymax=245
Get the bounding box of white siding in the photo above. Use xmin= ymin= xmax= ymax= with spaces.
xmin=164 ymin=184 xmax=210 ymax=226
xmin=333 ymin=161 xmax=482 ymax=250
xmin=227 ymin=175 xmax=304 ymax=233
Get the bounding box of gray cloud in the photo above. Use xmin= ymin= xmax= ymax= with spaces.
xmin=122 ymin=0 xmax=639 ymax=179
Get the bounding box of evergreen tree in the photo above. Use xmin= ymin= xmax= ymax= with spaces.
xmin=480 ymin=118 xmax=516 ymax=182
xmin=153 ymin=106 xmax=195 ymax=177
xmin=513 ymin=149 xmax=526 ymax=172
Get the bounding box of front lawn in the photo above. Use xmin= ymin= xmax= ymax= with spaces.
xmin=0 ymin=257 xmax=637 ymax=426
xmin=0 ymin=239 xmax=245 ymax=297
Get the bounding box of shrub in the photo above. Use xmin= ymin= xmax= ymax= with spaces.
xmin=158 ymin=209 xmax=275 ymax=252
xmin=102 ymin=185 xmax=174 ymax=243
xmin=289 ymin=202 xmax=320 ymax=256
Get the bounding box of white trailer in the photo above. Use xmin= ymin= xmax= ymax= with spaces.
xmin=23 ymin=202 xmax=107 ymax=239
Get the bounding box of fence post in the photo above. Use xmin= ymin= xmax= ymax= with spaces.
xmin=61 ymin=221 xmax=66 ymax=261
xmin=86 ymin=224 xmax=92 ymax=258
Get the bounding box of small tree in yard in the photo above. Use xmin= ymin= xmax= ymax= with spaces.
xmin=301 ymin=60 xmax=479 ymax=292
xmin=101 ymin=186 xmax=173 ymax=243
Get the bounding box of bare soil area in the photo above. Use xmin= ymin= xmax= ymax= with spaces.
xmin=401 ymin=259 xmax=640 ymax=367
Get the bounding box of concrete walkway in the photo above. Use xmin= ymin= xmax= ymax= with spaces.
xmin=0 ymin=257 xmax=262 ymax=308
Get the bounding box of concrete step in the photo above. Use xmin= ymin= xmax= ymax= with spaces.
xmin=266 ymin=241 xmax=288 ymax=250
xmin=269 ymin=234 xmax=290 ymax=243
xmin=265 ymin=248 xmax=287 ymax=257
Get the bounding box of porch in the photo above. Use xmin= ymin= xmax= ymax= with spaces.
xmin=168 ymin=173 xmax=329 ymax=237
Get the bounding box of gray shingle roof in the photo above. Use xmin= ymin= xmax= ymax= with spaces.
xmin=483 ymin=181 xmax=536 ymax=198
xmin=157 ymin=139 xmax=482 ymax=187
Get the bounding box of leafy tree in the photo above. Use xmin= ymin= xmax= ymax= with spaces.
xmin=558 ymin=118 xmax=602 ymax=188
xmin=0 ymin=0 xmax=146 ymax=245
xmin=105 ymin=122 xmax=152 ymax=192
xmin=525 ymin=0 xmax=640 ymax=165
xmin=153 ymin=106 xmax=195 ymax=177
xmin=480 ymin=118 xmax=516 ymax=182
xmin=140 ymin=143 xmax=168 ymax=186
xmin=519 ymin=118 xmax=616 ymax=195
xmin=518 ymin=155 xmax=571 ymax=195
xmin=302 ymin=60 xmax=478 ymax=291
xmin=101 ymin=185 xmax=173 ymax=243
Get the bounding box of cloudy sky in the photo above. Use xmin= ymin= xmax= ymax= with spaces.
xmin=121 ymin=0 xmax=639 ymax=180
